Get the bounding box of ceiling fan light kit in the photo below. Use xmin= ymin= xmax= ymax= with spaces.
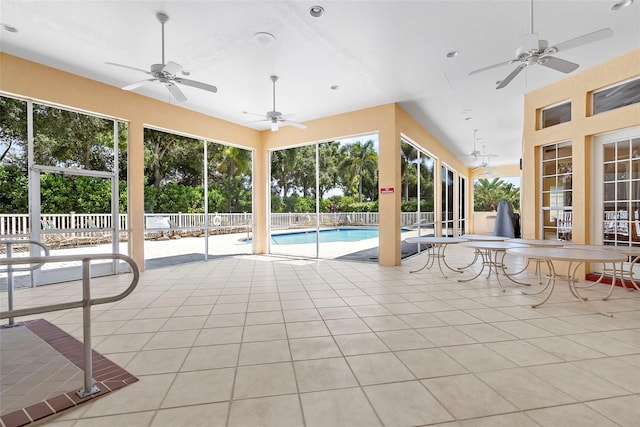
xmin=243 ymin=75 xmax=307 ymax=132
xmin=106 ymin=12 xmax=218 ymax=102
xmin=469 ymin=0 xmax=614 ymax=89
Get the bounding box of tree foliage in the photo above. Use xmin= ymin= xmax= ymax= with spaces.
xmin=269 ymin=139 xmax=382 ymax=213
xmin=473 ymin=177 xmax=520 ymax=211
xmin=2 ymin=95 xmax=490 ymax=218
xmin=142 ymin=129 xmax=253 ymax=213
xmin=399 ymin=141 xmax=435 ymax=213
xmin=33 ymin=103 xmax=116 ymax=171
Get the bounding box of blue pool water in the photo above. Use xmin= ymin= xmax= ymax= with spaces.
xmin=269 ymin=228 xmax=408 ymax=245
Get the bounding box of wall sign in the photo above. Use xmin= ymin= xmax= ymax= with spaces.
xmin=380 ymin=187 xmax=395 ymax=194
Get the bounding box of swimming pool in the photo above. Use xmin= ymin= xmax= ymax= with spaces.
xmin=269 ymin=228 xmax=408 ymax=245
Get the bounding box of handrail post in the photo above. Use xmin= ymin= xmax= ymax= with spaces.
xmin=5 ymin=242 xmax=15 ymax=327
xmin=77 ymin=258 xmax=100 ymax=398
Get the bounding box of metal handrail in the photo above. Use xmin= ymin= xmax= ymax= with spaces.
xmin=1 ymin=240 xmax=51 ymax=326
xmin=0 ymin=253 xmax=140 ymax=398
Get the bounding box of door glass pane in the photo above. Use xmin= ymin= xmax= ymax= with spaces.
xmin=542 ymin=161 xmax=557 ymax=176
xmin=603 ymin=143 xmax=616 ymax=162
xmin=400 ymin=141 xmax=420 ymax=233
xmin=604 ymin=183 xmax=616 ymax=201
xmin=269 ymin=136 xmax=380 ymax=260
xmin=143 ymin=128 xmax=205 ymax=268
xmin=540 ymin=141 xmax=572 ymax=240
xmin=419 ymin=153 xmax=435 ymax=235
xmin=0 ymin=96 xmax=28 ymax=239
xmin=616 ymin=140 xmax=630 ymax=161
xmin=270 ymin=144 xmax=318 ymax=258
xmin=39 ymin=173 xmax=117 ymax=283
xmin=601 ymin=136 xmax=640 ymax=246
xmin=632 ymin=160 xmax=640 ymax=179
xmin=604 ymin=163 xmax=616 ymax=181
xmin=441 ymin=165 xmax=455 ymax=236
xmin=618 ymin=182 xmax=629 ymax=200
xmin=207 ymin=142 xmax=253 ymax=257
xmin=320 ymin=138 xmax=379 ymax=260
xmin=458 ymin=176 xmax=467 ymax=235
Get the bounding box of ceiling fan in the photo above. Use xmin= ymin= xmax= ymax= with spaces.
xmin=469 ymin=0 xmax=613 ymax=89
xmin=473 ymin=155 xmax=495 ymax=176
xmin=244 ymin=75 xmax=306 ymax=131
xmin=106 ymin=12 xmax=217 ymax=102
xmin=468 ymin=129 xmax=482 ymax=160
xmin=467 ymin=129 xmax=498 ymax=162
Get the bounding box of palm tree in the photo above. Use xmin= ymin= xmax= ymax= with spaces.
xmin=400 ymin=141 xmax=418 ymax=201
xmin=318 ymin=141 xmax=343 ymax=199
xmin=217 ymin=146 xmax=251 ymax=178
xmin=340 ymin=140 xmax=378 ymax=202
xmin=473 ymin=177 xmax=520 ymax=211
xmin=216 ymin=146 xmax=251 ymax=212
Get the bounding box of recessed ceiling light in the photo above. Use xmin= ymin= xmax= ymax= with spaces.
xmin=446 ymin=50 xmax=459 ymax=58
xmin=611 ymin=0 xmax=633 ymax=10
xmin=252 ymin=32 xmax=276 ymax=45
xmin=309 ymin=6 xmax=325 ymax=17
xmin=1 ymin=23 xmax=18 ymax=33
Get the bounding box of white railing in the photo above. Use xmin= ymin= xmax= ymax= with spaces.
xmin=1 ymin=211 xmax=436 ymax=236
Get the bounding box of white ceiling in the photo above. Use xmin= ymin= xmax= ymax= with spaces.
xmin=1 ymin=0 xmax=638 ymax=168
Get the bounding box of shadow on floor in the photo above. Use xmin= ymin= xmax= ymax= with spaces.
xmin=144 ymin=253 xmax=215 ymax=269
xmin=337 ymin=240 xmax=430 ymax=262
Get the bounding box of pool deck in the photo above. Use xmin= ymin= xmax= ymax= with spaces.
xmin=1 ymin=228 xmax=432 ymax=288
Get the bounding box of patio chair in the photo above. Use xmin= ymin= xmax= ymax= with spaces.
xmin=557 ymin=212 xmax=572 ymax=241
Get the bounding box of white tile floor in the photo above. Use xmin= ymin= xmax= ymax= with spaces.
xmin=3 ymin=246 xmax=640 ymax=426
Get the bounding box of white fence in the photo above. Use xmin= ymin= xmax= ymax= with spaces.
xmin=1 ymin=211 xmax=436 ymax=236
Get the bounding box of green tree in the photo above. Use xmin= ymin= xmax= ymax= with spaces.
xmin=294 ymin=145 xmax=317 ymax=197
xmin=339 ymin=140 xmax=378 ymax=202
xmin=214 ymin=145 xmax=252 ymax=212
xmin=144 ymin=129 xmax=203 ymax=187
xmin=473 ymin=178 xmax=520 ymax=211
xmin=33 ymin=104 xmax=114 ymax=171
xmin=0 ymin=96 xmax=27 ymax=166
xmin=400 ymin=142 xmax=418 ymax=201
xmin=270 ymin=148 xmax=298 ymax=198
xmin=318 ymin=141 xmax=343 ymax=199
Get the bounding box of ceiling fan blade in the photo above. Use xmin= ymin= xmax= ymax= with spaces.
xmin=469 ymin=59 xmax=516 ymax=76
xmin=550 ymin=28 xmax=613 ymax=53
xmin=283 ymin=120 xmax=307 ymax=130
xmin=496 ymin=63 xmax=527 ymax=89
xmin=122 ymin=79 xmax=156 ymax=90
xmin=162 ymin=61 xmax=182 ymax=76
xmin=167 ymin=82 xmax=187 ymax=102
xmin=539 ymin=56 xmax=579 ymax=73
xmin=105 ymin=62 xmax=151 ymax=75
xmin=178 ymin=78 xmax=218 ymax=93
xmin=243 ymin=112 xmax=268 ymax=120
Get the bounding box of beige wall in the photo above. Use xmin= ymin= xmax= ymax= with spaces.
xmin=1 ymin=53 xmax=475 ymax=268
xmin=522 ymin=49 xmax=640 ymax=273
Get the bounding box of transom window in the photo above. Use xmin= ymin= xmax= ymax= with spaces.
xmin=593 ymin=77 xmax=640 ymax=115
xmin=540 ymin=101 xmax=571 ymax=129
